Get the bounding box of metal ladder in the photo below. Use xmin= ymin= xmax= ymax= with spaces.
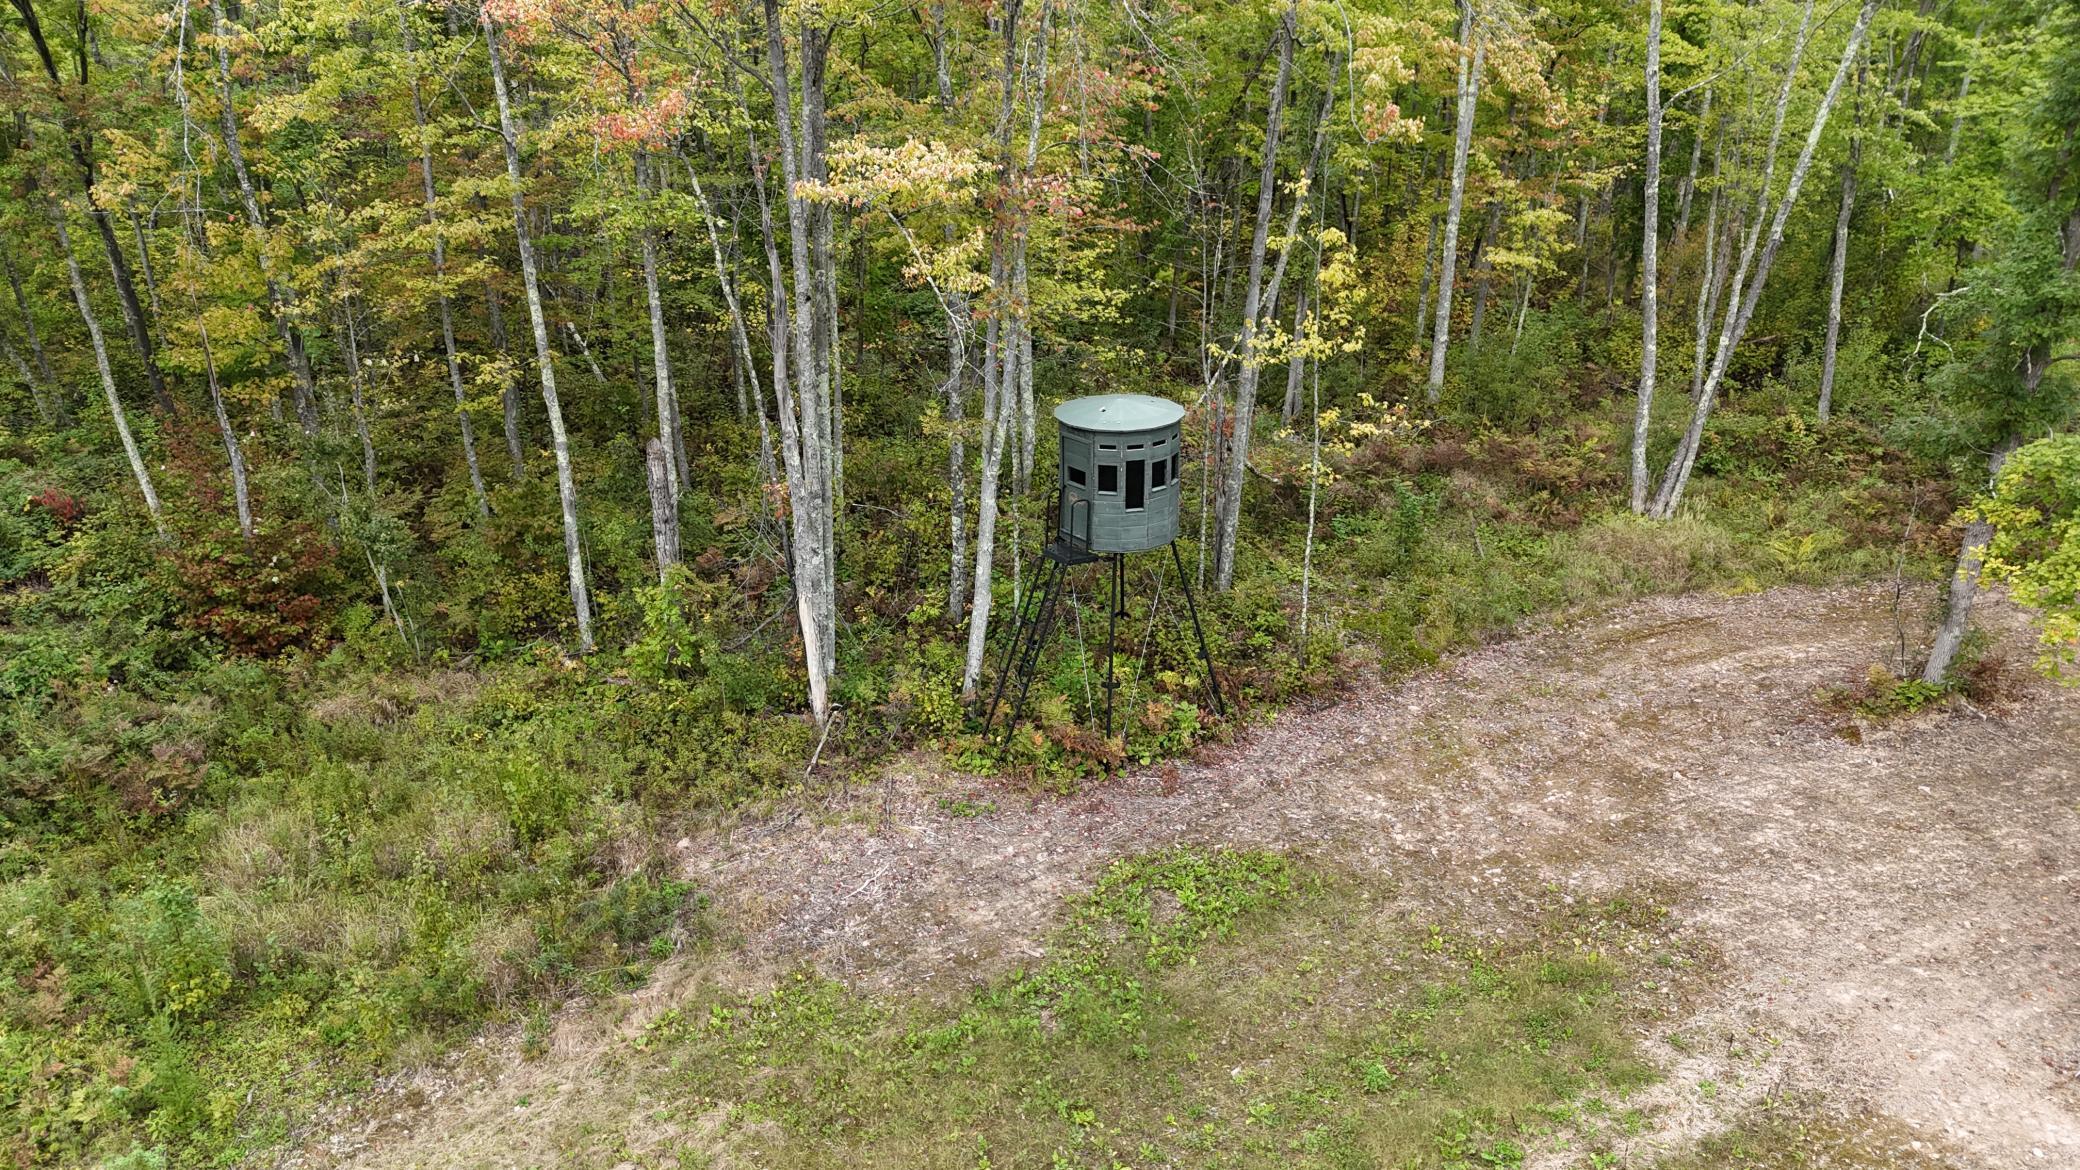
xmin=981 ymin=548 xmax=1076 ymax=748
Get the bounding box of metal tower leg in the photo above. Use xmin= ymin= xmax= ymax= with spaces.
xmin=1170 ymin=541 xmax=1227 ymax=718
xmin=1103 ymin=553 xmax=1121 ymax=739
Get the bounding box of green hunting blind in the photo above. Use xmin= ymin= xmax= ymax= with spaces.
xmin=983 ymin=393 xmax=1225 ymax=758
xmin=1053 ymin=393 xmax=1186 ymax=554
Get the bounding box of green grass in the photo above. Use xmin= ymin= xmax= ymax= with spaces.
xmin=1651 ymin=1095 xmax=1964 ymax=1169
xmin=627 ymin=849 xmax=1697 ymax=1169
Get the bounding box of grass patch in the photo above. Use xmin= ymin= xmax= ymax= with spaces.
xmin=632 ymin=849 xmax=1703 ymax=1168
xmin=1652 ymin=1094 xmax=1963 ymax=1168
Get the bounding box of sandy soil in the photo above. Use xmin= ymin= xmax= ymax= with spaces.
xmin=285 ymin=584 xmax=2080 ymax=1168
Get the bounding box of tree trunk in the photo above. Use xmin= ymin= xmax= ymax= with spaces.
xmin=761 ymin=0 xmax=838 ymax=720
xmin=1920 ymin=438 xmax=2020 ymax=684
xmin=3 ymin=247 xmax=54 ymax=391
xmin=636 ymin=150 xmax=686 ymax=505
xmin=404 ymin=11 xmax=490 ymax=520
xmin=211 ymin=0 xmax=320 ymax=436
xmin=197 ymin=316 xmax=253 ymax=539
xmin=1674 ymin=86 xmax=1711 ymax=241
xmin=646 ymin=437 xmax=681 ymax=583
xmin=1942 ymin=28 xmax=1979 ymax=165
xmin=1632 ymin=0 xmax=1665 ymax=514
xmin=335 ymin=289 xmax=379 ymax=493
xmin=2 ymin=245 xmax=59 ymax=424
xmin=959 ymin=0 xmax=1052 ymax=695
xmin=1653 ymin=0 xmax=1873 ymax=519
xmin=1467 ymin=198 xmax=1502 ymax=353
xmin=127 ymin=209 xmax=171 ymax=414
xmin=1282 ymin=286 xmax=1309 ymax=426
xmin=1427 ymin=1 xmax=1482 ymax=403
xmin=1818 ymin=130 xmax=1861 ymax=422
xmin=55 ymin=210 xmax=164 ymax=537
xmin=1214 ymin=35 xmax=1336 ymax=593
xmin=1412 ymin=211 xmax=1440 ymax=349
xmin=1508 ymin=273 xmax=1532 ymax=354
xmin=2 ymin=331 xmax=48 ymax=426
xmin=10 ymin=0 xmax=170 ymax=413
xmin=1921 ymin=187 xmax=2080 ymax=682
xmin=680 ymin=147 xmax=788 ymax=559
xmin=484 ymin=14 xmax=594 ymax=653
xmin=484 ymin=272 xmax=525 ymax=478
xmin=960 ymin=270 xmax=1012 ymax=697
xmin=924 ymin=4 xmax=971 ymax=617
xmin=1212 ymin=5 xmax=1295 ymax=590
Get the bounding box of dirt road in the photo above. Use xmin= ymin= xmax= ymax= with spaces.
xmin=299 ymin=585 xmax=2080 ymax=1168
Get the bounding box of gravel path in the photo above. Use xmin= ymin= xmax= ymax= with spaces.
xmin=295 ymin=584 xmax=2080 ymax=1168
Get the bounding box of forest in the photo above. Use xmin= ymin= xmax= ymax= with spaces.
xmin=2 ymin=0 xmax=2078 ymax=1163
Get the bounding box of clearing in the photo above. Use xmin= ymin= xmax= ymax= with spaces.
xmin=282 ymin=584 xmax=2078 ymax=1168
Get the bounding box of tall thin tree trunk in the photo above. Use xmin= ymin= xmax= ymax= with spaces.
xmin=336 ymin=291 xmax=379 ymax=492
xmin=1298 ymin=320 xmax=1322 ymax=659
xmin=1693 ymin=189 xmax=1727 ymax=400
xmin=1282 ymin=286 xmax=1309 ymax=425
xmin=2 ymin=246 xmax=58 ymax=424
xmin=1467 ymin=198 xmax=1502 ymax=353
xmin=761 ymin=0 xmax=837 ymax=719
xmin=127 ymin=210 xmax=168 ymax=370
xmin=1654 ymin=0 xmax=1874 ymax=519
xmin=403 ymin=12 xmax=490 ymax=519
xmin=1508 ymin=273 xmax=1532 ymax=354
xmin=484 ymin=272 xmax=525 ymax=478
xmin=3 ymin=248 xmax=53 ymax=390
xmin=1819 ymin=126 xmax=1862 ymax=422
xmin=1941 ymin=27 xmax=1980 ymax=165
xmin=1215 ymin=38 xmax=1335 ymax=592
xmin=1413 ymin=211 xmax=1440 ymax=349
xmin=1427 ymin=1 xmax=1482 ymax=403
xmin=646 ymin=437 xmax=681 ymax=582
xmin=484 ymin=14 xmax=594 ymax=653
xmin=635 ymin=150 xmax=686 ymax=503
xmin=1212 ymin=4 xmax=1296 ymax=589
xmin=1632 ymin=0 xmax=1666 ymax=514
xmin=2 ymin=331 xmax=49 ymax=426
xmin=10 ymin=0 xmax=170 ymax=413
xmin=1920 ymin=438 xmax=2020 ymax=683
xmin=210 ymin=0 xmax=320 ymax=436
xmin=55 ymin=210 xmax=164 ymax=537
xmin=924 ymin=4 xmax=971 ymax=616
xmin=332 ymin=282 xmax=404 ymax=638
xmin=1674 ymin=86 xmax=1711 ymax=241
xmin=197 ymin=317 xmax=252 ymax=539
xmin=960 ymin=0 xmax=1052 ymax=695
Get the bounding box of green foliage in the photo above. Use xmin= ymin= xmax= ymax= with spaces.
xmin=1982 ymin=433 xmax=2080 ymax=677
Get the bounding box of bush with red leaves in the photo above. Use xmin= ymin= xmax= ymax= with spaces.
xmin=28 ymin=487 xmax=83 ymax=525
xmin=161 ymin=520 xmax=340 ymax=655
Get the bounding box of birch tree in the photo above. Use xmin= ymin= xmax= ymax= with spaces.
xmin=207 ymin=0 xmax=322 ymax=436
xmin=483 ymin=9 xmax=595 ymax=653
xmin=402 ymin=9 xmax=491 ymax=520
xmin=7 ymin=0 xmax=172 ymax=415
xmin=1631 ymin=0 xmax=1666 ymax=513
xmin=754 ymin=0 xmax=843 ymax=721
xmin=1212 ymin=8 xmax=1336 ymax=592
xmin=53 ymin=206 xmax=164 ymax=537
xmin=1426 ymin=0 xmax=1483 ymax=404
xmin=1818 ymin=76 xmax=1863 ymax=423
xmin=1651 ymin=0 xmax=1875 ymax=519
xmin=959 ymin=0 xmax=1051 ymax=695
